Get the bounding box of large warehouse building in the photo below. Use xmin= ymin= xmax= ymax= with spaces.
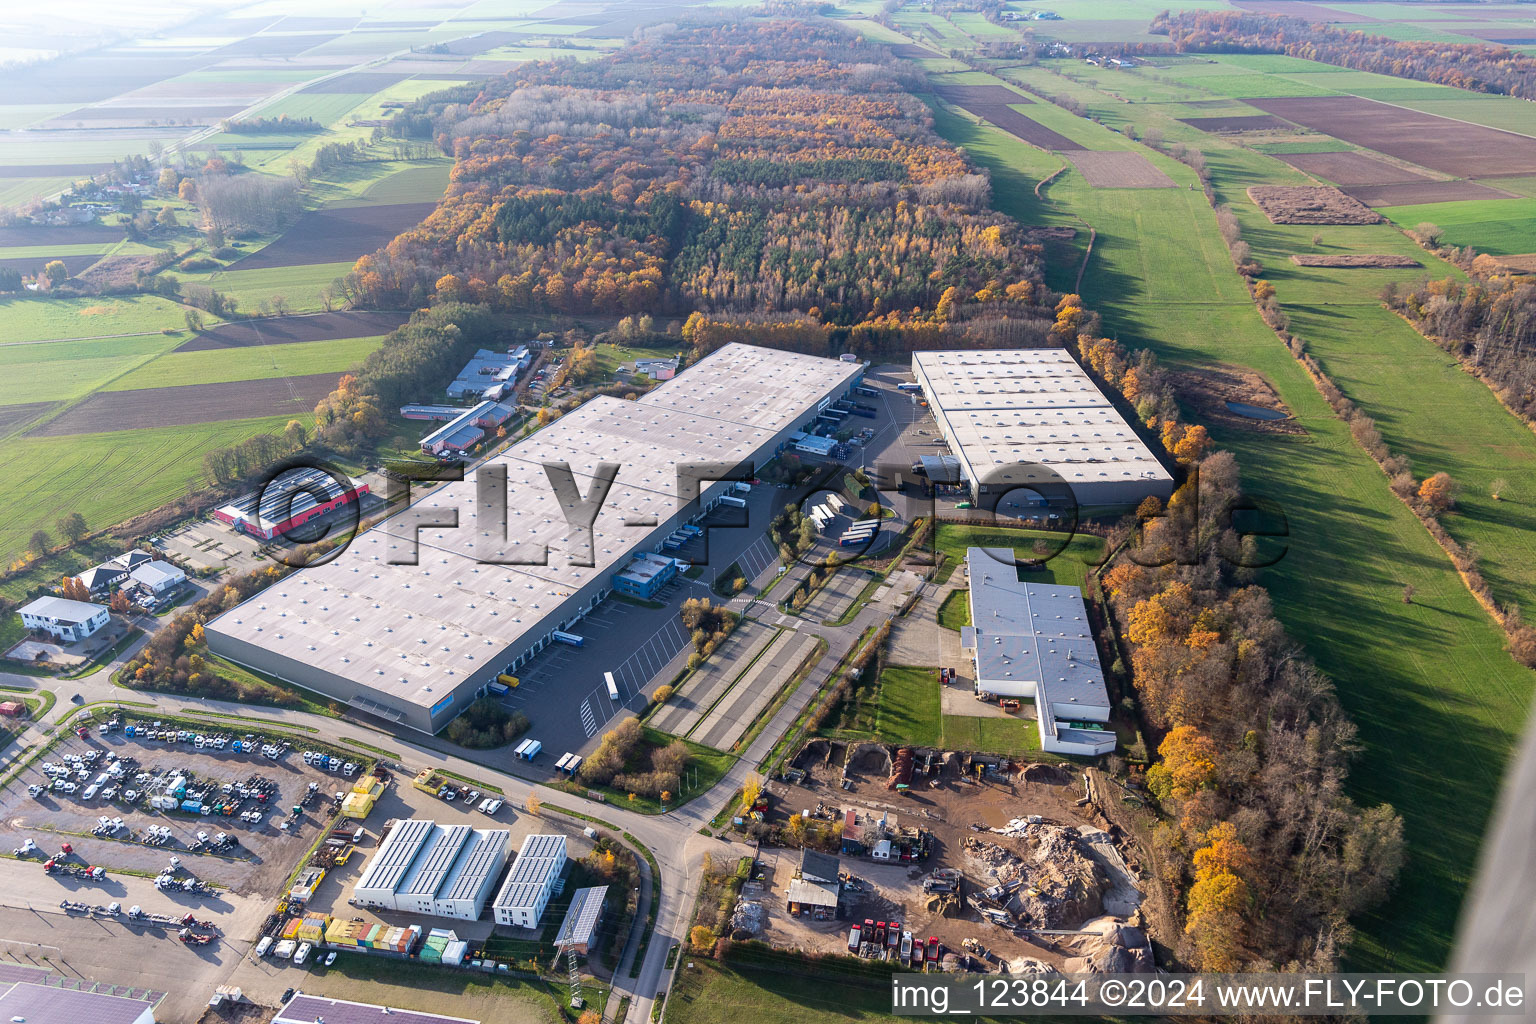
xmin=961 ymin=548 xmax=1115 ymax=756
xmin=910 ymin=349 xmax=1173 ymax=507
xmin=352 ymin=819 xmax=511 ymax=920
xmin=206 ymin=343 xmax=863 ymax=734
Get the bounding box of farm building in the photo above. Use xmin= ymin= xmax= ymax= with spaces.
xmin=611 ymin=551 xmax=679 ymax=599
xmin=275 ymin=994 xmax=479 ymax=1024
xmin=0 ymin=980 xmax=156 ymax=1024
xmin=910 ymin=349 xmax=1173 ymax=507
xmin=786 ymin=849 xmax=841 ymax=918
xmin=352 ymin=819 xmax=511 ymax=920
xmin=206 ymin=344 xmax=864 ymax=734
xmin=212 ymin=466 xmax=369 ymax=541
xmin=962 ymin=547 xmax=1114 ymax=756
xmin=446 ymin=346 xmax=532 ymax=400
xmin=19 ymin=596 xmax=109 ymax=641
xmin=555 ymin=885 xmax=609 ymax=955
xmin=418 ymin=400 xmax=515 ymax=456
xmin=493 ymin=833 xmax=567 ymax=928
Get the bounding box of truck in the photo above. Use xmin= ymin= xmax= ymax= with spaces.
xmin=839 ymin=530 xmax=874 ymax=547
xmin=488 ymin=680 xmax=510 ymax=697
xmin=732 ymin=482 xmax=752 ymax=494
xmin=849 ymin=403 xmax=877 ymax=418
xmin=897 ymin=382 xmax=923 ymax=393
xmin=552 ymin=631 xmax=584 ymax=647
xmin=719 ymin=495 xmax=747 ymax=509
xmin=855 ymin=385 xmax=878 ymax=397
xmin=847 ymin=925 xmax=861 ymax=952
xmin=605 ymin=671 xmax=620 ymax=701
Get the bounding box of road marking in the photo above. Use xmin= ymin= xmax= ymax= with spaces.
xmin=579 ymin=699 xmax=598 ymax=737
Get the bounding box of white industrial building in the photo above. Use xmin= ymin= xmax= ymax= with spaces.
xmin=0 ymin=980 xmax=156 ymax=1024
xmin=493 ymin=833 xmax=567 ymax=928
xmin=205 ymin=343 xmax=864 ymax=734
xmin=18 ymin=596 xmax=110 ymax=642
xmin=910 ymin=349 xmax=1173 ymax=507
xmin=352 ymin=819 xmax=510 ymax=920
xmin=961 ymin=548 xmax=1115 ymax=756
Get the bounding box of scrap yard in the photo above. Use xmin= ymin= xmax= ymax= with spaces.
xmin=738 ymin=740 xmax=1154 ymax=975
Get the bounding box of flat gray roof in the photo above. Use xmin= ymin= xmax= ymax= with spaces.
xmin=207 ymin=344 xmax=860 ymax=711
xmin=354 ymin=818 xmax=435 ymax=893
xmin=278 ymin=994 xmax=479 ymax=1024
xmin=0 ymin=982 xmax=154 ymax=1024
xmin=911 ymin=349 xmax=1172 ymax=492
xmin=966 ymin=548 xmax=1109 ymax=710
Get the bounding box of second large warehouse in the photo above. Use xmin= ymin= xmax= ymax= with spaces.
xmin=205 ymin=343 xmax=864 ymax=733
xmin=910 ymin=349 xmax=1173 ymax=507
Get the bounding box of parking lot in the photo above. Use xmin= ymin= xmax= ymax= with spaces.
xmin=647 ymin=621 xmax=778 ymax=739
xmin=0 ymin=725 xmax=360 ymax=897
xmin=494 ymin=484 xmax=793 ymax=762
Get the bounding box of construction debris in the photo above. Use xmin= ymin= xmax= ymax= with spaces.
xmin=962 ymin=827 xmax=1109 ymax=929
xmin=731 ymin=900 xmax=764 ymax=938
xmin=1061 ymin=918 xmax=1155 ymax=974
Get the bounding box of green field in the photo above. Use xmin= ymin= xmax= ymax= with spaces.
xmin=0 ymin=413 xmax=301 ymax=559
xmin=928 ymin=67 xmax=1535 ymax=972
xmin=0 ymin=295 xmax=204 ymax=344
xmin=175 ymin=261 xmax=358 ymax=313
xmin=106 ymin=335 xmax=382 ymax=391
xmin=931 ymin=522 xmax=1105 ymax=587
xmin=1378 ymin=197 xmax=1536 ymax=256
xmin=0 ymin=334 xmax=181 ymax=406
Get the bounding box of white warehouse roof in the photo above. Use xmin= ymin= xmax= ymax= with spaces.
xmin=206 ymin=344 xmax=861 ymax=713
xmin=911 ymin=349 xmax=1172 ymax=499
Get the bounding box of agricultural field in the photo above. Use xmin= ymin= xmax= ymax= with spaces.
xmin=923 ymin=61 xmax=1535 ymax=972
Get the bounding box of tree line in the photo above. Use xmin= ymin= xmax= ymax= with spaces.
xmin=1075 ymin=330 xmax=1402 ymax=972
xmin=1153 ymin=10 xmax=1536 ymax=99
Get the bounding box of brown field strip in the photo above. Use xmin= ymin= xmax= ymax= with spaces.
xmin=227 ymin=203 xmax=437 ymax=270
xmin=1064 ymin=150 xmax=1177 ymax=188
xmin=28 ymin=374 xmax=344 ymax=437
xmin=1344 ymin=180 xmax=1519 ymax=207
xmin=938 ymin=94 xmax=1083 ymax=152
xmin=1276 ymin=150 xmax=1430 ymax=186
xmin=0 ymin=402 xmax=57 ymax=437
xmin=1246 ymin=96 xmax=1536 ymax=178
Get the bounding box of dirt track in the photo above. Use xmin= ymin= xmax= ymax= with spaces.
xmin=177 ymin=310 xmax=409 ymax=351
xmin=228 ymin=203 xmax=436 ymax=270
xmin=1247 ymin=95 xmax=1536 ymax=178
xmin=28 ymin=374 xmax=344 ymax=436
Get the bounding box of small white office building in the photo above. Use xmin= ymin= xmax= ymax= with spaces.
xmin=492 ymin=833 xmax=567 ymax=928
xmin=19 ymin=596 xmax=110 ymax=642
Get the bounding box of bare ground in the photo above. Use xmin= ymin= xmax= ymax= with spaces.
xmin=1290 ymin=253 xmax=1423 ymax=268
xmin=27 ymin=373 xmax=343 ymax=436
xmin=1247 ymin=185 xmax=1382 ymax=224
xmin=1174 ymin=364 xmax=1305 ymax=434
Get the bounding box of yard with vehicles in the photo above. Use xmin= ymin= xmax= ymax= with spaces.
xmin=921 ymin=53 xmax=1536 ymax=971
xmin=0 ymin=720 xmax=364 ymax=897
